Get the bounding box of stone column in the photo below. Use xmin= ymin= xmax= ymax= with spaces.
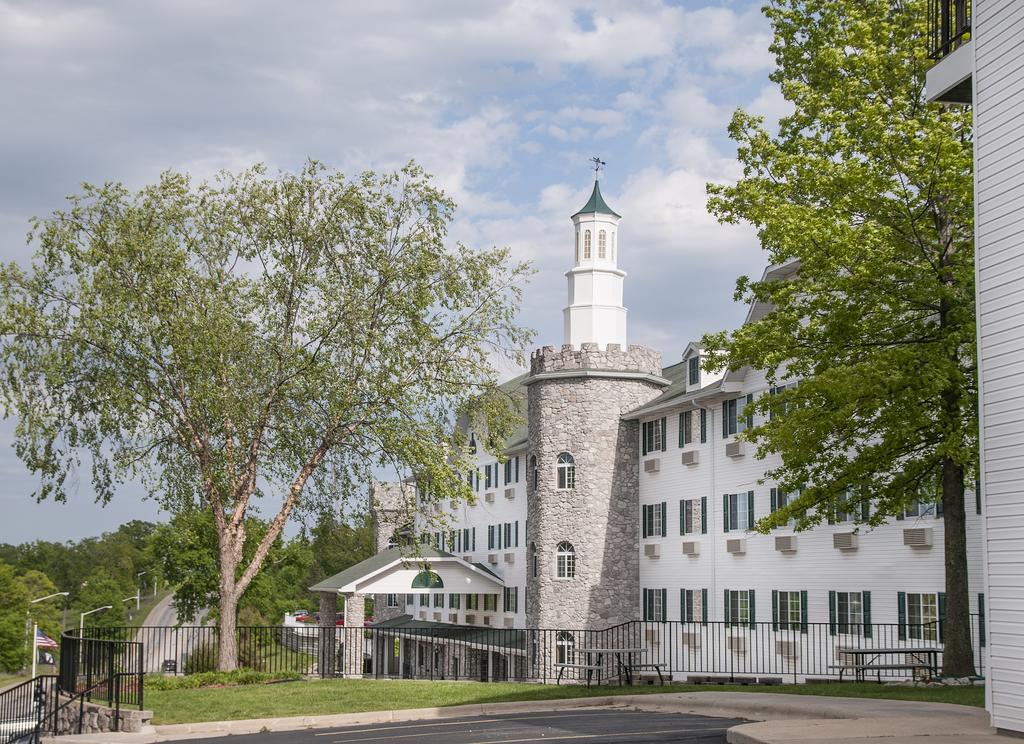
xmin=317 ymin=592 xmax=337 ymax=678
xmin=342 ymin=593 xmax=365 ymax=677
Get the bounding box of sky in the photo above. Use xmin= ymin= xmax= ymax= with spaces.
xmin=0 ymin=0 xmax=789 ymax=544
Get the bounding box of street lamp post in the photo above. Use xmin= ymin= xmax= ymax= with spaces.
xmin=136 ymin=571 xmax=149 ymax=610
xmin=79 ymin=605 xmax=112 ymax=636
xmin=25 ymin=591 xmax=69 ymax=675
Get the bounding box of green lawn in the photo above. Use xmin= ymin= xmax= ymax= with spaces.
xmin=0 ymin=674 xmax=29 ymax=690
xmin=145 ymin=679 xmax=985 ymax=725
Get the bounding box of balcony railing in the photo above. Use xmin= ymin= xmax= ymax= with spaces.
xmin=928 ymin=0 xmax=971 ymax=59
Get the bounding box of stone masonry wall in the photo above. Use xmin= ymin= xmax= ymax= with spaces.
xmin=370 ymin=481 xmax=411 ymax=623
xmin=526 ymin=344 xmax=664 ymax=631
xmin=51 ymin=692 xmax=152 ymax=735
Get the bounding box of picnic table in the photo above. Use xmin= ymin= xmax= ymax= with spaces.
xmin=560 ymin=646 xmax=664 ymax=686
xmin=832 ymin=646 xmax=941 ymax=682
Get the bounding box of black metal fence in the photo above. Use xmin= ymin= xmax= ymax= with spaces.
xmin=0 ymin=676 xmax=56 ymax=744
xmin=92 ymin=616 xmax=984 ymax=684
xmin=928 ymin=0 xmax=971 ymax=59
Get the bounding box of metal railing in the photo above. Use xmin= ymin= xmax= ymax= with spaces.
xmin=92 ymin=616 xmax=984 ymax=684
xmin=928 ymin=0 xmax=971 ymax=59
xmin=0 ymin=676 xmax=56 ymax=744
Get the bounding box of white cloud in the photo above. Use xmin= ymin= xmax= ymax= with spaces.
xmin=747 ymin=83 xmax=793 ymax=129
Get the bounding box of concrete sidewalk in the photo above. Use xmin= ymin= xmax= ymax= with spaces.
xmin=42 ymin=691 xmax=1016 ymax=743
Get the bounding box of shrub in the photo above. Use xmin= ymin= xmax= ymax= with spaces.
xmin=145 ymin=669 xmax=301 ymax=690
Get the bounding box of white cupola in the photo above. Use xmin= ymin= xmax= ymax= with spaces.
xmin=563 ymin=179 xmax=628 ymax=349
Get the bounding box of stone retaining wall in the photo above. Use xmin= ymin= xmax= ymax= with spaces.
xmin=52 ymin=692 xmax=151 ymax=735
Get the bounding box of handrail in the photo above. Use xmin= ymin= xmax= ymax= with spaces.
xmin=928 ymin=0 xmax=971 ymax=59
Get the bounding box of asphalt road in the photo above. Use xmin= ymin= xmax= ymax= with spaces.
xmin=135 ymin=594 xmax=209 ymax=674
xmin=161 ymin=709 xmax=742 ymax=744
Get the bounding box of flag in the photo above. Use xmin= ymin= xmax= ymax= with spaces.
xmin=35 ymin=627 xmax=58 ymax=650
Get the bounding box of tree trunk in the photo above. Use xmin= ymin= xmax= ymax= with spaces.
xmin=217 ymin=539 xmax=240 ymax=672
xmin=941 ymin=455 xmax=975 ymax=677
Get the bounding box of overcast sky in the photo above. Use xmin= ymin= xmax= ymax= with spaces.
xmin=0 ymin=0 xmax=787 ymax=543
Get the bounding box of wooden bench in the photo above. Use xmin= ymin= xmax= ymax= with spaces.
xmin=553 ymin=662 xmax=603 ymax=686
xmin=627 ymin=662 xmax=666 ymax=685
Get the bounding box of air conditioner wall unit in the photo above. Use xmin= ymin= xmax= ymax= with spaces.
xmin=680 ymin=450 xmax=699 ymax=466
xmin=776 ymin=639 xmax=799 ymax=659
xmin=487 ymin=553 xmax=498 ymax=564
xmin=726 ymin=538 xmax=746 ymax=555
xmin=644 ymin=543 xmax=661 ymax=558
xmin=682 ymin=632 xmax=701 ymax=648
xmin=465 ymin=615 xmax=476 ymax=625
xmin=483 ymin=616 xmax=492 ymax=626
xmin=504 ymin=488 xmax=515 ymax=499
xmin=644 ymin=458 xmax=661 ymax=473
xmin=728 ymin=636 xmax=747 ymax=654
xmin=682 ymin=541 xmax=700 ymax=556
xmin=462 ymin=555 xmax=472 ymax=562
xmin=504 ymin=618 xmax=515 ymax=628
xmin=903 ymin=527 xmax=934 ymax=548
xmin=645 ymin=628 xmax=660 ymax=643
xmin=833 ymin=532 xmax=858 ymax=551
xmin=485 ymin=492 xmax=495 ymax=503
xmin=448 ymin=613 xmax=459 ymax=623
xmin=774 ymin=535 xmax=797 ymax=553
xmin=725 ymin=441 xmax=744 ymax=458
xmin=503 ymin=552 xmax=515 ymax=564
xmin=433 ymin=612 xmax=442 ymax=621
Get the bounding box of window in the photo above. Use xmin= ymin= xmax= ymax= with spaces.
xmin=556 ymin=541 xmax=576 ymax=578
xmin=584 ymin=230 xmax=592 ymax=259
xmin=681 ymin=588 xmax=707 ymax=623
xmin=598 ymin=230 xmax=607 ymax=258
xmin=557 ymin=452 xmax=576 ymax=490
xmin=531 ymin=542 xmax=538 ymax=577
xmin=466 ymin=593 xmax=479 ymax=611
xmin=502 ymin=521 xmax=518 ymax=547
xmin=768 ymin=383 xmax=798 ymax=419
xmin=723 ymin=491 xmax=754 ymax=532
xmin=680 ymin=497 xmax=706 ymax=535
xmin=433 ymin=593 xmax=445 ymax=608
xmin=770 ymin=488 xmax=799 ymax=528
xmin=688 ymin=356 xmax=700 ymax=386
xmin=449 ymin=593 xmax=461 ymax=609
xmin=463 ymin=528 xmax=470 ymax=552
xmin=830 ymin=591 xmax=870 ymax=636
xmin=679 ymin=410 xmax=693 ymax=446
xmin=419 ymin=594 xmax=428 ymax=607
xmin=642 ymin=588 xmax=666 ymax=621
xmin=722 ymin=394 xmax=754 ymax=437
xmin=611 ymin=232 xmax=616 ymax=261
xmin=575 ymin=231 xmax=580 ymax=263
xmin=406 ymin=594 xmax=414 ymax=605
xmin=504 ymin=586 xmax=519 ymax=613
xmin=642 ymin=502 xmax=666 ymax=538
xmin=642 ymin=417 xmax=666 ymax=455
xmin=530 ymin=455 xmax=538 ymax=490
xmin=773 ymin=590 xmax=806 ymax=631
xmin=700 ymin=408 xmax=707 ymax=443
xmin=726 ymin=589 xmax=755 ymax=627
xmin=472 ymin=527 xmax=477 ymax=551
xmin=555 ymin=631 xmax=575 ymax=664
xmin=903 ymin=500 xmax=937 ymax=519
xmin=504 ymin=458 xmax=512 ymax=485
xmin=386 ymin=593 xmax=399 ymax=608
xmin=485 ymin=464 xmax=493 ymax=489
xmin=905 ymin=592 xmax=940 ymax=641
xmin=483 ymin=594 xmax=497 ymax=612
xmin=488 ymin=525 xmax=495 ymax=550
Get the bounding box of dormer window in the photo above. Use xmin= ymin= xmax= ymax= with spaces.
xmin=688 ymin=357 xmax=700 ymax=386
xmin=598 ymin=230 xmax=607 ymax=259
xmin=584 ymin=230 xmax=592 ymax=259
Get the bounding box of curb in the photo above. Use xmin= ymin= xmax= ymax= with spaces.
xmin=42 ymin=690 xmax=996 ymax=743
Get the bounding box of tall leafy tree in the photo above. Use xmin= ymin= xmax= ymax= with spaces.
xmin=0 ymin=563 xmax=29 ymax=671
xmin=704 ymin=0 xmax=975 ymax=675
xmin=20 ymin=570 xmax=64 ymax=641
xmin=0 ymin=161 xmax=532 ymax=669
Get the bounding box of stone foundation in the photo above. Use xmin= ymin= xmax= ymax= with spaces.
xmin=51 ymin=693 xmax=151 ymax=735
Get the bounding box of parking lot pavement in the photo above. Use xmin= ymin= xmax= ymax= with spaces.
xmin=161 ymin=708 xmax=743 ymax=744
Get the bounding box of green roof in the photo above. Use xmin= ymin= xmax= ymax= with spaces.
xmin=572 ymin=180 xmax=620 ymax=219
xmin=371 ymin=614 xmax=526 ymax=651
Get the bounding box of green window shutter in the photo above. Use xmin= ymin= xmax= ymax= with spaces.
xmin=723 ymin=494 xmax=730 ymax=533
xmin=724 ymin=589 xmax=731 ymax=625
xmin=701 ymin=588 xmax=708 ymax=625
xmin=488 ymin=525 xmax=494 ymax=549
xmin=828 ymin=591 xmax=837 ymax=636
xmin=748 ymin=589 xmax=756 ymax=628
xmin=661 ymin=502 xmax=667 ymax=537
xmin=681 ymin=589 xmax=688 ymax=622
xmin=661 ymin=589 xmax=667 ymax=621
xmin=745 ymin=393 xmax=754 ymax=429
xmin=700 ymin=409 xmax=707 ymax=443
xmin=861 ymin=499 xmax=870 ymax=523
xmin=642 ymin=588 xmax=649 ymax=621
xmin=642 ymin=423 xmax=648 ymax=456
xmin=660 ymin=417 xmax=667 ymax=451
xmin=897 ymin=592 xmax=907 ymax=641
xmin=642 ymin=505 xmax=649 ymax=539
xmin=979 ymin=593 xmax=986 ymax=648
xmin=771 ymin=590 xmax=779 ymax=632
xmin=863 ymin=591 xmax=872 ymax=638
xmin=938 ymin=592 xmax=946 ymax=643
xmin=826 ymin=504 xmax=835 ymax=525
xmin=747 ymin=491 xmax=755 ymax=528
xmin=679 ymin=412 xmax=685 ymax=448
xmin=800 ymin=590 xmax=808 ymax=633
xmin=722 ymin=401 xmax=728 ymax=438
xmin=976 ymin=478 xmax=982 ymax=515
xmin=770 ymin=488 xmax=777 ymax=513
xmin=515 ymin=520 xmax=519 ymax=547
xmin=936 ymin=496 xmax=944 ymax=518
xmin=679 ymin=500 xmax=686 ymax=535
xmin=701 ymin=496 xmax=708 ymax=534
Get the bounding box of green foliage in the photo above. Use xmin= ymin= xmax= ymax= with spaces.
xmin=75 ymin=575 xmax=128 ymax=628
xmin=0 ymin=563 xmax=29 ymax=671
xmin=183 ymin=641 xmax=218 ymax=675
xmin=0 ymin=160 xmax=532 ymax=668
xmin=704 ymin=0 xmax=974 ymax=529
xmin=144 ymin=669 xmax=301 ymax=690
xmin=19 ymin=570 xmax=62 ymax=641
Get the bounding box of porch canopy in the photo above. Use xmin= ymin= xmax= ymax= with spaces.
xmin=309 ymin=546 xmax=504 ymax=595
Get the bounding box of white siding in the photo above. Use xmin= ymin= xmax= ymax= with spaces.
xmin=975 ymin=0 xmax=1024 ymax=731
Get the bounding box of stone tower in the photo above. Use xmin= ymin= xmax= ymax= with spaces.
xmin=525 ymin=181 xmax=668 ymax=630
xmin=369 ymin=481 xmax=411 ymax=623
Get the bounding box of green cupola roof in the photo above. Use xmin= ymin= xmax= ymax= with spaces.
xmin=572 ymin=180 xmax=620 ymax=219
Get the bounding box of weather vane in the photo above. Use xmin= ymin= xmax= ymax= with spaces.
xmin=590 ymin=156 xmax=606 ymax=178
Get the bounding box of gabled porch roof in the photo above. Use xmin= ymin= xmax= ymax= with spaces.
xmin=309 ymin=546 xmax=504 ymax=595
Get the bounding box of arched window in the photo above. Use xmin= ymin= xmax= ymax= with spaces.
xmin=575 ymin=231 xmax=580 ymax=263
xmin=598 ymin=230 xmax=607 ymax=259
xmin=531 ymin=542 xmax=538 ymax=578
xmin=556 ymin=631 xmax=576 ymax=664
xmin=611 ymin=232 xmax=616 ymax=261
xmin=556 ymin=541 xmax=576 ymax=579
xmin=556 ymin=452 xmax=576 ymax=490
xmin=584 ymin=230 xmax=592 ymax=259
xmin=530 ymin=454 xmax=538 ymax=490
